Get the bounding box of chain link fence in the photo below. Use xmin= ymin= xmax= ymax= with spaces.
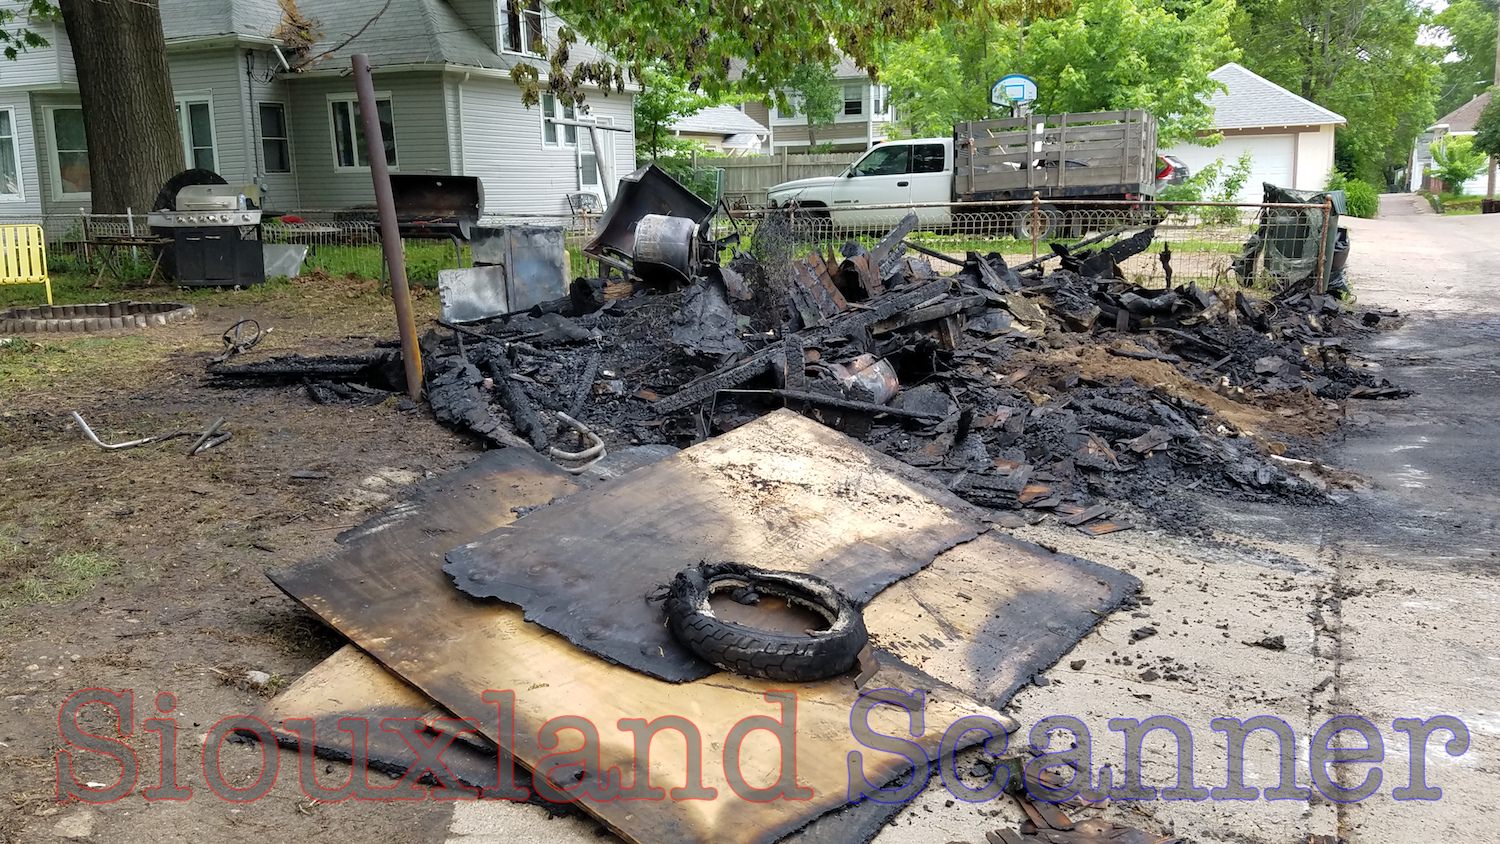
xmin=713 ymin=199 xmax=1336 ymax=291
xmin=0 ymin=198 xmax=1333 ymax=292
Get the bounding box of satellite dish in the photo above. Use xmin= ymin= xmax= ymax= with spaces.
xmin=991 ymin=74 xmax=1039 ymax=108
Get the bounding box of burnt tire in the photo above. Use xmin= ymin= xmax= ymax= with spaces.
xmin=664 ymin=562 xmax=867 ymax=682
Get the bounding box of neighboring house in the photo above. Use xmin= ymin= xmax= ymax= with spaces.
xmin=670 ymin=104 xmax=769 ymax=155
xmin=1161 ymin=63 xmax=1346 ymax=202
xmin=0 ymin=0 xmax=635 ymax=217
xmin=1411 ymin=92 xmax=1490 ymax=194
xmin=741 ymin=56 xmax=893 ymax=154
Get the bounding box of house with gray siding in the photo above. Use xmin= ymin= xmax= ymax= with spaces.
xmin=0 ymin=0 xmax=635 ymax=217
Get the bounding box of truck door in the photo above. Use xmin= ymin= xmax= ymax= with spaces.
xmin=829 ymin=144 xmax=911 ymax=227
xmin=908 ymin=142 xmax=952 ymax=227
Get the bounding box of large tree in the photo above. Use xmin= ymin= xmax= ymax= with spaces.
xmin=535 ymin=0 xmax=1065 ymax=104
xmin=1433 ymin=0 xmax=1498 ymax=118
xmin=1233 ymin=0 xmax=1440 ymax=185
xmin=879 ymin=0 xmax=1238 ymax=145
xmin=57 ymin=0 xmax=183 ymax=213
xmin=785 ymin=63 xmax=841 ymax=149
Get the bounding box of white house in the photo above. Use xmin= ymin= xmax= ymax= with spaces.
xmin=1411 ymin=92 xmax=1490 ymax=194
xmin=670 ymin=104 xmax=770 ymax=155
xmin=1162 ymin=63 xmax=1346 ymax=202
xmin=0 ymin=0 xmax=636 ymax=216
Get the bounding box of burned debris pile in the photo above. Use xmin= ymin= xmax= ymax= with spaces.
xmin=208 ymin=191 xmax=1399 ymax=531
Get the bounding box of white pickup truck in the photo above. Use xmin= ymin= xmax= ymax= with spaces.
xmin=767 ymin=139 xmax=957 ymax=227
xmin=765 ymin=111 xmax=1168 ymax=235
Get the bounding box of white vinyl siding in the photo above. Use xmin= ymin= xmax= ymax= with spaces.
xmin=285 ymin=74 xmax=452 ymax=209
xmin=0 ymin=92 xmax=37 ymax=213
xmin=245 ymin=48 xmax=299 ymax=210
xmin=458 ymin=75 xmax=634 ymax=215
xmin=166 ymin=49 xmax=252 ymax=184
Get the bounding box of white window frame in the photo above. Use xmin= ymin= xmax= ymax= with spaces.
xmin=841 ymin=83 xmax=864 ymax=119
xmin=770 ymin=94 xmax=803 ymax=126
xmin=499 ymin=0 xmax=545 ymax=57
xmin=540 ymin=93 xmax=578 ymax=149
xmin=577 ymin=114 xmax=611 ymax=193
xmin=258 ymin=101 xmax=293 ymax=175
xmin=871 ymin=84 xmax=892 ymax=121
xmin=327 ymin=92 xmax=399 ymax=172
xmin=0 ymin=106 xmax=24 ymax=202
xmin=175 ymin=94 xmax=219 ymax=172
xmin=43 ymin=105 xmax=88 ymax=201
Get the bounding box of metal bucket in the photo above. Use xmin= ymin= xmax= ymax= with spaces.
xmin=632 ymin=214 xmax=700 ymax=285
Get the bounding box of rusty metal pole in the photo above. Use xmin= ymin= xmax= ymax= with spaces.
xmin=1030 ymin=191 xmax=1041 ymax=260
xmin=1314 ymin=196 xmax=1332 ymax=295
xmin=353 ymin=53 xmax=423 ymax=401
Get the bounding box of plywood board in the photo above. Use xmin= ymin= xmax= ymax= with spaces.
xmin=444 ymin=411 xmax=983 ymax=682
xmin=864 ymin=532 xmax=1139 ymax=707
xmin=269 ymin=446 xmax=994 ymax=844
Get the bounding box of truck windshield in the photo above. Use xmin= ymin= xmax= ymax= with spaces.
xmin=850 ymin=146 xmax=910 ymax=177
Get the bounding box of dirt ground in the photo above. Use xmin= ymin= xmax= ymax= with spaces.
xmin=3 ymin=201 xmax=1498 ymax=844
xmin=1 ymin=277 xmax=484 ymax=843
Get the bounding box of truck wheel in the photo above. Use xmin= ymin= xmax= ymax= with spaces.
xmin=664 ymin=562 xmax=868 ymax=682
xmin=1013 ymin=203 xmax=1062 ymax=240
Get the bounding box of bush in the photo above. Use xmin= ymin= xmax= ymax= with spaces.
xmin=1430 ymin=135 xmax=1487 ymax=195
xmin=1326 ymin=171 xmax=1378 ymax=219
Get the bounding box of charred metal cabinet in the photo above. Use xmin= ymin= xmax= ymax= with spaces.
xmin=170 ymin=226 xmax=266 ymax=287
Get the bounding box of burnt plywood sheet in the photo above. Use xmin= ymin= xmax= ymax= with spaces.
xmin=864 ymin=532 xmax=1140 ymax=707
xmin=234 ymin=644 xmax=517 ymax=795
xmin=269 ymin=447 xmax=994 ymax=844
xmin=244 ymin=645 xmax=930 ymax=843
xmin=444 ymin=410 xmax=984 ymax=681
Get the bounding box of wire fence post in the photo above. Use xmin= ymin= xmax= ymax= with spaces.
xmin=1314 ymin=195 xmax=1333 ymax=295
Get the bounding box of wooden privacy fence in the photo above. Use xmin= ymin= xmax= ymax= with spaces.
xmin=707 ymin=152 xmax=858 ymax=208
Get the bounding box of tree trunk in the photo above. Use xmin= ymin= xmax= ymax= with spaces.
xmin=58 ymin=0 xmax=184 ymax=213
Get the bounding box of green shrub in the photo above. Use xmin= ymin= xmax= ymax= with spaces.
xmin=1327 ymin=171 xmax=1378 ymax=219
xmin=1430 ymin=135 xmax=1486 ymax=195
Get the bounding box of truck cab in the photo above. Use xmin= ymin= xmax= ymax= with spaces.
xmin=766 ymin=139 xmax=955 ymax=227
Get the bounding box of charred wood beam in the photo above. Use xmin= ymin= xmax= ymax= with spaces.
xmin=478 ymin=349 xmax=550 ymax=451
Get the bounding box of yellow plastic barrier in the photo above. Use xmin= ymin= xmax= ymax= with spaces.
xmin=0 ymin=224 xmax=51 ymax=304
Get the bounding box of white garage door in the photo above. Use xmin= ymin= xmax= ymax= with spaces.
xmin=1162 ymin=134 xmax=1296 ymax=202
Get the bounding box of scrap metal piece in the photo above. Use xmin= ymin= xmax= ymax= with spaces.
xmin=632 ymin=214 xmax=701 ymax=285
xmin=548 ymin=411 xmax=607 ymax=475
xmin=583 ymin=164 xmax=713 ymax=267
xmin=71 ymin=411 xmax=186 ymax=451
xmin=187 ymin=417 xmax=228 ymax=456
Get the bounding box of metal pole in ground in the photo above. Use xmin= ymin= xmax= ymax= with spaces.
xmin=352 ymin=53 xmax=423 ymax=402
xmin=1314 ymin=196 xmax=1332 ymax=295
xmin=1030 ymin=191 xmax=1041 ymax=260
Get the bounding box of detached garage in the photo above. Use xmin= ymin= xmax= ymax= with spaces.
xmin=1162 ymin=63 xmax=1346 ymax=202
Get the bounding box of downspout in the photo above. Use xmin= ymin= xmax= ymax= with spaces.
xmin=455 ymin=71 xmax=469 ymax=175
xmin=243 ymin=50 xmax=260 ymax=195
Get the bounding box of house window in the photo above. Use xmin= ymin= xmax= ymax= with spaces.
xmin=842 ymin=83 xmax=863 ymax=117
xmin=541 ymin=93 xmax=577 ymax=147
xmin=502 ymin=0 xmax=544 ymax=55
xmin=175 ymin=98 xmax=217 ymax=171
xmin=0 ymin=108 xmax=22 ymax=200
xmin=259 ymin=103 xmax=291 ymax=174
xmin=872 ymin=84 xmax=891 ymax=119
xmin=49 ymin=107 xmax=89 ymax=197
xmin=330 ymin=96 xmax=397 ymax=169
